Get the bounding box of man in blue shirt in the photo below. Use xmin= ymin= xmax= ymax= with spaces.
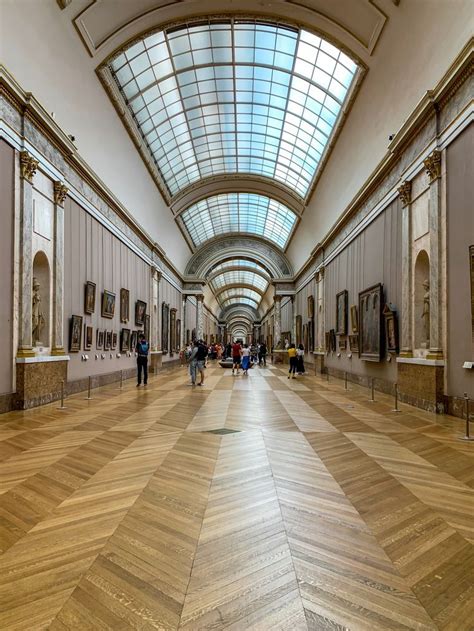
xmin=136 ymin=333 xmax=149 ymax=387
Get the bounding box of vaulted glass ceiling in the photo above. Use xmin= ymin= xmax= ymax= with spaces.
xmin=210 ymin=271 xmax=268 ymax=293
xmin=221 ymin=297 xmax=260 ymax=309
xmin=218 ymin=288 xmax=261 ymax=304
xmin=181 ymin=193 xmax=297 ymax=248
xmin=109 ymin=19 xmax=358 ymax=198
xmin=210 ymin=259 xmax=271 ymax=277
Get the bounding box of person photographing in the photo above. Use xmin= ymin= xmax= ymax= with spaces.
xmin=136 ymin=333 xmax=149 ymax=387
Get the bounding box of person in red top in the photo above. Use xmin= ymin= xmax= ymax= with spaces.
xmin=232 ymin=340 xmax=242 ymax=375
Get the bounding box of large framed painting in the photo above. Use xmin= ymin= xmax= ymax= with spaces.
xmin=84 ymin=281 xmax=96 ymax=315
xmin=169 ymin=308 xmax=176 ymax=355
xmin=120 ymin=288 xmax=129 ymax=323
xmin=296 ymin=315 xmax=303 ymax=346
xmin=84 ymin=325 xmax=93 ymax=350
xmin=308 ymin=319 xmax=314 ymax=352
xmin=383 ymin=303 xmax=399 ymax=353
xmin=336 ymin=290 xmax=348 ymax=335
xmin=121 ymin=328 xmax=131 ymax=352
xmin=144 ymin=314 xmax=150 ymax=342
xmin=101 ymin=290 xmax=115 ymax=319
xmin=303 ymin=323 xmax=308 ymax=350
xmin=69 ymin=315 xmax=83 ymax=352
xmin=350 ymin=305 xmax=358 ymax=333
xmin=162 ymin=302 xmax=169 ymax=353
xmin=176 ymin=318 xmax=181 ymax=351
xmin=359 ymin=283 xmax=384 ymax=361
xmin=135 ymin=300 xmax=146 ymax=326
xmin=307 ymin=295 xmax=315 ymax=319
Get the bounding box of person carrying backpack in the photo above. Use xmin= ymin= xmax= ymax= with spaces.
xmin=136 ymin=333 xmax=149 ymax=387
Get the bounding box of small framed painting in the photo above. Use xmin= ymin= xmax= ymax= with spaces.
xmin=120 ymin=288 xmax=129 ymax=323
xmin=104 ymin=330 xmax=111 ymax=350
xmin=96 ymin=329 xmax=104 ymax=350
xmin=102 ymin=290 xmax=115 ymax=319
xmin=69 ymin=315 xmax=83 ymax=352
xmin=336 ymin=290 xmax=348 ymax=335
xmin=84 ymin=281 xmax=96 ymax=315
xmin=135 ymin=300 xmax=147 ymax=326
xmin=349 ymin=334 xmax=359 ymax=353
xmin=130 ymin=330 xmax=138 ymax=352
xmin=383 ymin=303 xmax=399 ymax=353
xmin=84 ymin=325 xmax=93 ymax=350
xmin=350 ymin=305 xmax=358 ymax=333
xmin=121 ymin=328 xmax=131 ymax=352
xmin=111 ymin=331 xmax=118 ymax=350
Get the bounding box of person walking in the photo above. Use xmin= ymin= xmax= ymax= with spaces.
xmin=232 ymin=340 xmax=242 ymax=375
xmin=195 ymin=340 xmax=208 ymax=386
xmin=297 ymin=343 xmax=305 ymax=375
xmin=241 ymin=344 xmax=251 ymax=375
xmin=258 ymin=342 xmax=267 ymax=366
xmin=287 ymin=343 xmax=297 ymax=379
xmin=136 ymin=333 xmax=149 ymax=387
xmin=188 ymin=341 xmax=198 ymax=386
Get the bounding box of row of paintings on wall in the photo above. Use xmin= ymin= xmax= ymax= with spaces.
xmin=161 ymin=302 xmax=182 ymax=355
xmin=69 ymin=314 xmax=149 ymax=353
xmin=84 ymin=282 xmax=147 ymax=325
xmin=329 ymin=283 xmax=399 ymax=361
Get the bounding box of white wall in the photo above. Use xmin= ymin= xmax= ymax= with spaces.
xmin=288 ymin=0 xmax=473 ymax=271
xmin=0 ymin=0 xmax=190 ymax=272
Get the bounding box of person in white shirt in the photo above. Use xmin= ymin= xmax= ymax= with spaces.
xmin=296 ymin=344 xmax=305 ymax=375
xmin=240 ymin=344 xmax=251 ymax=375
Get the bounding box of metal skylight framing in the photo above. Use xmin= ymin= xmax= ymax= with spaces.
xmin=109 ymin=19 xmax=358 ymax=199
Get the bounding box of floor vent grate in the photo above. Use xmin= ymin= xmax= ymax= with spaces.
xmin=205 ymin=428 xmax=241 ymax=435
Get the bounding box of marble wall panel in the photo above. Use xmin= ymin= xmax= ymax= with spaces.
xmin=0 ymin=141 xmax=14 ymax=395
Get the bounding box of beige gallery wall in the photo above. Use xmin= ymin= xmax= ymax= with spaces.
xmin=0 ymin=141 xmax=14 ymax=395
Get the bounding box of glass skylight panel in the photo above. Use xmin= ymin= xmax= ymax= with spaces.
xmin=109 ymin=20 xmax=358 ymax=198
xmin=181 ymin=193 xmax=297 ymax=248
xmin=211 ymin=259 xmax=270 ymax=277
xmin=210 ymin=271 xmax=268 ymax=293
xmin=221 ymin=297 xmax=260 ymax=309
xmin=218 ymin=288 xmax=261 ymax=304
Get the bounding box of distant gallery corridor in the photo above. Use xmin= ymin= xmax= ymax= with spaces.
xmin=0 ymin=362 xmax=473 ymax=630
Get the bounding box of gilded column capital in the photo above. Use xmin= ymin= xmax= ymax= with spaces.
xmin=196 ymin=294 xmax=204 ymax=303
xmin=53 ymin=181 xmax=69 ymax=206
xmin=424 ymin=150 xmax=441 ymax=183
xmin=397 ymin=181 xmax=412 ymax=207
xmin=20 ymin=151 xmax=38 ymax=183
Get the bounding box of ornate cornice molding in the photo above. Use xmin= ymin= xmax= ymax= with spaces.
xmin=424 ymin=150 xmax=442 ymax=183
xmin=20 ymin=151 xmax=38 ymax=183
xmin=53 ymin=181 xmax=69 ymax=206
xmin=397 ymin=181 xmax=412 ymax=206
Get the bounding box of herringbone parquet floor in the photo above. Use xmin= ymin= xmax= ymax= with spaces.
xmin=0 ymin=362 xmax=473 ymax=630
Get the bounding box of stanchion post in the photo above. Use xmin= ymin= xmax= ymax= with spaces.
xmin=85 ymin=375 xmax=92 ymax=400
xmin=344 ymin=371 xmax=348 ymax=390
xmin=369 ymin=377 xmax=375 ymax=402
xmin=459 ymin=393 xmax=474 ymax=442
xmin=57 ymin=379 xmax=67 ymax=410
xmin=391 ymin=382 xmax=401 ymax=412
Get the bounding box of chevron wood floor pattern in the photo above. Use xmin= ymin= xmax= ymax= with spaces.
xmin=0 ymin=362 xmax=473 ymax=630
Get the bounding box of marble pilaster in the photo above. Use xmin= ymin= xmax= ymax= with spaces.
xmin=196 ymin=295 xmax=204 ymax=341
xmin=424 ymin=150 xmax=443 ymax=358
xmin=150 ymin=268 xmax=161 ymax=351
xmin=181 ymin=296 xmax=187 ymax=348
xmin=316 ymin=268 xmax=325 ymax=351
xmin=51 ymin=181 xmax=68 ymax=355
xmin=398 ymin=181 xmax=413 ymax=356
xmin=291 ymin=296 xmax=297 ymax=344
xmin=274 ymin=295 xmax=282 ymax=349
xmin=17 ymin=151 xmax=38 ymax=357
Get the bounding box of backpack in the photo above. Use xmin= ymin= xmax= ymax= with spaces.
xmin=137 ymin=341 xmax=149 ymax=356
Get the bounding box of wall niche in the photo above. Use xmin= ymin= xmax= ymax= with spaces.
xmin=414 ymin=249 xmax=430 ymax=351
xmin=32 ymin=250 xmax=51 ymax=350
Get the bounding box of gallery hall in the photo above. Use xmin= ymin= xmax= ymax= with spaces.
xmin=0 ymin=0 xmax=473 ymax=629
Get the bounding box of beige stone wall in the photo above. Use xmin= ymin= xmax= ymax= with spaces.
xmin=446 ymin=124 xmax=474 ymax=399
xmin=0 ymin=141 xmax=14 ymax=396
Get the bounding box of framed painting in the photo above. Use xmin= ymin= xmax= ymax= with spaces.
xmin=121 ymin=328 xmax=131 ymax=352
xmin=349 ymin=334 xmax=359 ymax=353
xmin=135 ymin=300 xmax=146 ymax=326
xmin=359 ymin=283 xmax=384 ymax=361
xmin=169 ymin=308 xmax=176 ymax=355
xmin=308 ymin=319 xmax=314 ymax=352
xmin=69 ymin=315 xmax=83 ymax=352
xmin=186 ymin=329 xmax=190 ymax=345
xmin=307 ymin=295 xmax=315 ymax=319
xmin=350 ymin=305 xmax=359 ymax=333
xmin=144 ymin=314 xmax=150 ymax=342
xmin=383 ymin=303 xmax=399 ymax=353
xmin=325 ymin=331 xmax=330 ymax=353
xmin=106 ymin=331 xmax=113 ymax=351
xmin=130 ymin=330 xmax=138 ymax=352
xmin=111 ymin=331 xmax=118 ymax=350
xmin=176 ymin=318 xmax=181 ymax=351
xmin=120 ymin=288 xmax=129 ymax=323
xmin=329 ymin=329 xmax=337 ymax=352
xmin=336 ymin=290 xmax=348 ymax=335
xmin=296 ymin=315 xmax=303 ymax=346
xmin=84 ymin=281 xmax=96 ymax=315
xmin=191 ymin=328 xmax=196 ymax=343
xmin=162 ymin=302 xmax=169 ymax=353
xmin=338 ymin=337 xmax=347 ymax=351
xmin=84 ymin=325 xmax=93 ymax=350
xmin=101 ymin=290 xmax=115 ymax=319
xmin=303 ymin=323 xmax=308 ymax=350
xmin=96 ymin=329 xmax=104 ymax=350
